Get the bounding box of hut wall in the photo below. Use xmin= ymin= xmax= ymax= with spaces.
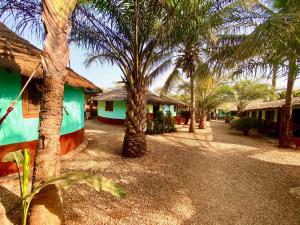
xmin=98 ymin=100 xmax=126 ymax=119
xmin=147 ymin=104 xmax=153 ymax=113
xmin=0 ymin=69 xmax=85 ymax=146
xmin=0 ymin=70 xmax=85 ymax=176
xmin=160 ymin=105 xmax=177 ymax=116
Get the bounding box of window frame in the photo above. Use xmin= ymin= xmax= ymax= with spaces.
xmin=22 ymin=77 xmax=41 ymax=119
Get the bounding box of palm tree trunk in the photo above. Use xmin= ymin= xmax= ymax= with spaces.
xmin=280 ymin=57 xmax=297 ymax=149
xmin=198 ymin=110 xmax=206 ymax=129
xmin=30 ymin=1 xmax=76 ymax=224
xmin=189 ymin=74 xmax=196 ymax=133
xmin=272 ymin=63 xmax=278 ymax=90
xmin=122 ymin=84 xmax=148 ymax=157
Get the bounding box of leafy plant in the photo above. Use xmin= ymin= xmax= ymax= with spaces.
xmin=231 ymin=117 xmax=259 ymax=136
xmin=153 ymin=111 xmax=165 ymax=134
xmin=179 ymin=110 xmax=190 ymax=125
xmin=2 ymin=149 xmax=125 ymax=225
xmin=147 ymin=111 xmax=177 ymax=135
xmin=164 ymin=111 xmax=177 ymax=133
xmin=146 ymin=113 xmax=154 ymax=135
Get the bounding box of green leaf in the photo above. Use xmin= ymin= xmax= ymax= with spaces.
xmin=27 ymin=172 xmax=126 ymax=200
xmin=2 ymin=150 xmax=24 ymax=165
xmin=22 ymin=149 xmax=31 ymax=198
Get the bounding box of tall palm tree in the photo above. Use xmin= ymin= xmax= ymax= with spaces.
xmin=1 ymin=0 xmax=77 ymax=224
xmin=72 ymin=0 xmax=178 ymax=157
xmin=162 ymin=0 xmax=246 ymax=132
xmin=215 ymin=0 xmax=300 ymax=147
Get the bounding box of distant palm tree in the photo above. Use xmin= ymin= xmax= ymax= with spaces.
xmin=72 ymin=0 xmax=178 ymax=157
xmin=162 ymin=0 xmax=246 ymax=132
xmin=224 ymin=80 xmax=275 ymax=115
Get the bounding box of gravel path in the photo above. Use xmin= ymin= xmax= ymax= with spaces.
xmin=61 ymin=120 xmax=300 ymax=225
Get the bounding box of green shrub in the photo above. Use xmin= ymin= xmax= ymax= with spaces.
xmin=231 ymin=117 xmax=259 ymax=135
xmin=179 ymin=110 xmax=190 ymax=125
xmin=164 ymin=111 xmax=177 ymax=133
xmin=146 ymin=111 xmax=177 ymax=135
xmin=153 ymin=111 xmax=165 ymax=134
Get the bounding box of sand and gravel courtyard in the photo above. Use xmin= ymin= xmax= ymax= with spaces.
xmin=2 ymin=120 xmax=300 ymax=225
xmin=61 ymin=120 xmax=300 ymax=225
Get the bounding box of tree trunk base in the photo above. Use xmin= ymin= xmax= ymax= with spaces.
xmin=122 ymin=132 xmax=146 ymax=157
xmin=280 ymin=136 xmax=297 ymax=149
xmin=188 ymin=127 xmax=195 ymax=133
xmin=29 ymin=185 xmax=64 ymax=225
xmin=198 ymin=115 xmax=206 ymax=129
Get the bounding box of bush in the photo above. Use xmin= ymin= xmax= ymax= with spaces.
xmin=231 ymin=117 xmax=259 ymax=135
xmin=147 ymin=111 xmax=177 ymax=135
xmin=164 ymin=111 xmax=177 ymax=133
xmin=180 ymin=110 xmax=190 ymax=125
xmin=153 ymin=111 xmax=165 ymax=134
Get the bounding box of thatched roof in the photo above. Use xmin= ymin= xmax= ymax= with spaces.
xmin=245 ymin=97 xmax=300 ymax=111
xmin=92 ymin=87 xmax=187 ymax=106
xmin=0 ymin=22 xmax=101 ymax=91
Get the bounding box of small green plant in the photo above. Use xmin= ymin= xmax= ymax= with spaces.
xmin=231 ymin=117 xmax=259 ymax=135
xmin=153 ymin=111 xmax=165 ymax=134
xmin=164 ymin=111 xmax=177 ymax=133
xmin=2 ymin=149 xmax=125 ymax=225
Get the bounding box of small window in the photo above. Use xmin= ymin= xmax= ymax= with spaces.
xmin=22 ymin=78 xmax=42 ymax=118
xmin=105 ymin=101 xmax=113 ymax=111
xmin=265 ymin=110 xmax=275 ymax=121
xmin=251 ymin=111 xmax=257 ymax=118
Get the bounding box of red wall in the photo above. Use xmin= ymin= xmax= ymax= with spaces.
xmin=0 ymin=128 xmax=84 ymax=177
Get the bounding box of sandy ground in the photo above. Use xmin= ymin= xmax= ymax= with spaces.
xmin=2 ymin=120 xmax=300 ymax=224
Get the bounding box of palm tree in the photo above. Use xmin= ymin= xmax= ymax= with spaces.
xmin=224 ymin=80 xmax=274 ymax=115
xmin=71 ymin=0 xmax=178 ymax=157
xmin=196 ymin=75 xmax=232 ymax=129
xmin=1 ymin=0 xmax=77 ymax=223
xmin=162 ymin=0 xmax=246 ymax=132
xmin=216 ymin=0 xmax=300 ymax=147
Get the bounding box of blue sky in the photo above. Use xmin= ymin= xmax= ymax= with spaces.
xmin=4 ymin=22 xmax=299 ymax=92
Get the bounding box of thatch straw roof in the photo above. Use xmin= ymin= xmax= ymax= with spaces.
xmin=245 ymin=97 xmax=300 ymax=111
xmin=0 ymin=22 xmax=101 ymax=91
xmin=92 ymin=87 xmax=187 ymax=106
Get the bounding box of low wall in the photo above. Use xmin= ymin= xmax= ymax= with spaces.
xmin=97 ymin=116 xmax=125 ymax=125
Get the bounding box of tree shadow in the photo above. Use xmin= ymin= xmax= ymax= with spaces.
xmin=0 ymin=186 xmax=21 ymax=225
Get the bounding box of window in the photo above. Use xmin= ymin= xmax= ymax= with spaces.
xmin=105 ymin=101 xmax=113 ymax=111
xmin=265 ymin=110 xmax=275 ymax=121
xmin=22 ymin=78 xmax=42 ymax=118
xmin=251 ymin=111 xmax=257 ymax=118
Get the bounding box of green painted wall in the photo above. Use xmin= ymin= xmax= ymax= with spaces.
xmin=98 ymin=100 xmax=127 ymax=119
xmin=61 ymin=85 xmax=85 ymax=135
xmin=98 ymin=100 xmax=177 ymax=118
xmin=147 ymin=104 xmax=153 ymax=113
xmin=162 ymin=105 xmax=177 ymax=116
xmin=0 ymin=69 xmax=84 ymax=146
